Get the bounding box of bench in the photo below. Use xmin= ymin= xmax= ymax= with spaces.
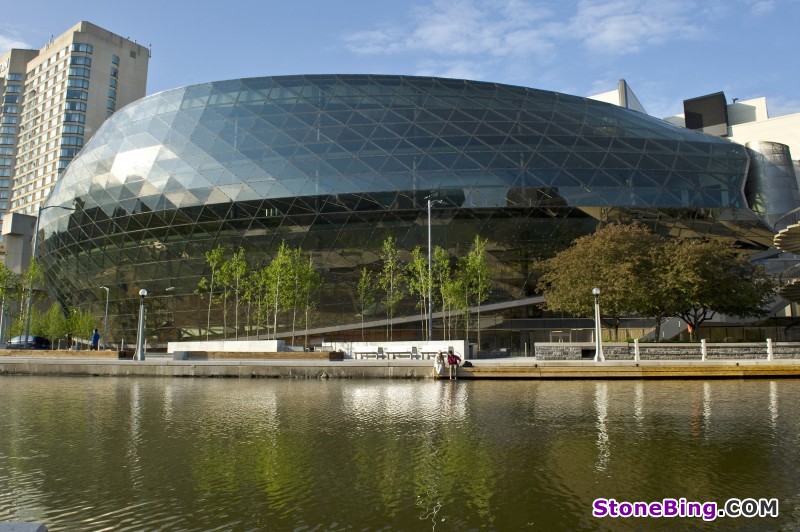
xmin=386 ymin=346 xmax=417 ymax=359
xmin=418 ymin=346 xmax=441 ymax=360
xmin=353 ymin=346 xmax=384 ymax=359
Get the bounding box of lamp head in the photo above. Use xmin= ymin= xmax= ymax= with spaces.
xmin=592 ymin=287 xmax=600 ymax=296
xmin=139 ymin=289 xmax=148 ymax=297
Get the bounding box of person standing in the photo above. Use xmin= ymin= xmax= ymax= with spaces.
xmin=91 ymin=328 xmax=101 ymax=350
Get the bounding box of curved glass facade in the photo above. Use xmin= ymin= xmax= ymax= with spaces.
xmin=38 ymin=75 xmax=773 ymax=340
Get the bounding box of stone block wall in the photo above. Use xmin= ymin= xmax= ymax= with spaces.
xmin=534 ymin=342 xmax=800 ymax=360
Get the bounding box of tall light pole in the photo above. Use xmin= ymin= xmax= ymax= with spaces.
xmin=24 ymin=204 xmax=76 ymax=347
xmin=134 ymin=289 xmax=147 ymax=360
xmin=100 ymin=286 xmax=110 ymax=350
xmin=592 ymin=287 xmax=604 ymax=362
xmin=427 ymin=196 xmax=443 ymax=342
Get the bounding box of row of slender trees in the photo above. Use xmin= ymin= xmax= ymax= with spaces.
xmin=0 ymin=259 xmax=95 ymax=345
xmin=536 ymin=223 xmax=776 ymax=341
xmin=196 ymin=243 xmax=322 ymax=343
xmin=197 ymin=236 xmax=494 ymax=345
xmin=357 ymin=235 xmax=493 ymax=344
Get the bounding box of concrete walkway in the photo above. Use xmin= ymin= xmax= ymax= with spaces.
xmin=1 ymin=355 xmax=800 ymax=379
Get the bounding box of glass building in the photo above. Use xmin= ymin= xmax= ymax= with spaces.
xmin=37 ymin=75 xmax=775 ymax=343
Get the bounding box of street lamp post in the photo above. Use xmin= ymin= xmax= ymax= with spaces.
xmin=427 ymin=196 xmax=443 ymax=342
xmin=134 ymin=289 xmax=147 ymax=361
xmin=592 ymin=287 xmax=604 ymax=362
xmin=100 ymin=286 xmax=110 ymax=350
xmin=24 ymin=204 xmax=75 ymax=347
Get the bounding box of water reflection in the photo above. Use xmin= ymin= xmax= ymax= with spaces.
xmin=594 ymin=382 xmax=610 ymax=473
xmin=770 ymin=380 xmax=779 ymax=434
xmin=0 ymin=378 xmax=799 ymax=530
xmin=634 ymin=381 xmax=644 ymax=426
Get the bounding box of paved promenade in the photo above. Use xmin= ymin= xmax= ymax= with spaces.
xmin=1 ymin=352 xmax=800 ymax=379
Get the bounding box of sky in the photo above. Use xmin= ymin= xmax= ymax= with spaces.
xmin=2 ymin=0 xmax=799 ymax=119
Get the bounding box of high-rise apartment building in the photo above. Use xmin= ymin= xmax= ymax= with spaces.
xmin=0 ymin=21 xmax=148 ymax=219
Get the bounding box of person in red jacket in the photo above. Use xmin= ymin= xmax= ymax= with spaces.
xmin=447 ymin=350 xmax=461 ymax=380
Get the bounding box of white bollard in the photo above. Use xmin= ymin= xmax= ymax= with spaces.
xmin=701 ymin=339 xmax=707 ymax=361
xmin=634 ymin=338 xmax=640 ymax=362
xmin=767 ymin=338 xmax=773 ymax=361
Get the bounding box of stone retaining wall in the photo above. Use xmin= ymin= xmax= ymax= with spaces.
xmin=534 ymin=342 xmax=800 ymax=360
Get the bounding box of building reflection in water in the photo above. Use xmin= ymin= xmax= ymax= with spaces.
xmin=769 ymin=380 xmax=778 ymax=434
xmin=634 ymin=381 xmax=644 ymax=426
xmin=594 ymin=382 xmax=609 ymax=473
xmin=702 ymin=382 xmax=711 ymax=435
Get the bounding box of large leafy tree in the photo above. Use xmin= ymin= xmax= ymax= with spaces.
xmin=537 ymin=223 xmax=776 ymax=341
xmin=664 ymin=238 xmax=775 ymax=340
xmin=536 ymin=223 xmax=666 ymax=339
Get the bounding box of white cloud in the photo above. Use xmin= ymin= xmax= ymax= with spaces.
xmin=0 ymin=33 xmax=31 ymax=52
xmin=567 ymin=0 xmax=704 ymax=53
xmin=343 ymin=0 xmax=708 ymax=65
xmin=749 ymin=0 xmax=776 ymax=15
xmin=344 ymin=0 xmax=557 ymax=58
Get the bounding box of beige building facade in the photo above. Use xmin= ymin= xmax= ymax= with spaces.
xmin=0 ymin=21 xmax=149 ymax=219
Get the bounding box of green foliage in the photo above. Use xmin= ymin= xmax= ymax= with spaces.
xmin=295 ymin=256 xmax=322 ymax=345
xmin=357 ymin=267 xmax=377 ymax=340
xmin=537 ymin=223 xmax=666 ymax=338
xmin=537 ymin=223 xmax=776 ymax=341
xmin=405 ymin=246 xmax=431 ymax=338
xmin=0 ymin=262 xmax=20 ymax=301
xmin=197 ymin=245 xmax=227 ymax=340
xmin=69 ymin=308 xmax=96 ymax=347
xmin=663 ymin=238 xmax=775 ymax=339
xmin=379 ymin=235 xmax=405 ymax=341
xmin=42 ymin=304 xmax=69 ymax=344
xmin=432 ymin=246 xmax=455 ymax=340
xmin=220 ymin=247 xmax=249 ymax=339
xmin=456 ymin=236 xmax=492 ymax=345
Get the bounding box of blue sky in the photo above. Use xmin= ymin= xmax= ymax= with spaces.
xmin=2 ymin=0 xmax=799 ymax=119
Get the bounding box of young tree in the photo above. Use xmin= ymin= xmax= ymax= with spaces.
xmin=266 ymin=242 xmax=294 ymax=340
xmin=665 ymin=238 xmax=775 ymax=340
xmin=379 ymin=235 xmax=405 ymax=341
xmin=0 ymin=263 xmax=21 ymax=338
xmin=249 ymin=266 xmax=271 ymax=339
xmin=196 ymin=245 xmax=226 ymax=340
xmin=221 ymin=247 xmax=248 ymax=340
xmin=296 ymin=256 xmax=322 ymax=347
xmin=458 ymin=236 xmax=492 ymax=347
xmin=20 ymin=258 xmax=44 ymax=329
xmin=283 ymin=246 xmax=304 ymax=344
xmin=405 ymin=246 xmax=431 ymax=340
xmin=68 ymin=308 xmax=96 ymax=349
xmin=42 ymin=303 xmax=69 ymax=347
xmin=432 ymin=246 xmax=454 ymax=340
xmin=357 ymin=267 xmax=377 ymax=341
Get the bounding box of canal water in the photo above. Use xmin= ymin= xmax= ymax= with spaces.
xmin=1 ymin=376 xmax=799 ymax=530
